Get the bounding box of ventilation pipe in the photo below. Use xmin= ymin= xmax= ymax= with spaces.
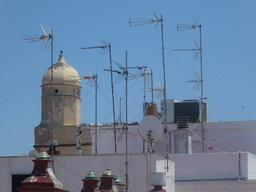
xmin=148 ymin=172 xmax=166 ymax=192
xmin=174 ymin=116 xmax=192 ymax=154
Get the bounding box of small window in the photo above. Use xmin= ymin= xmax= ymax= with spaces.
xmin=12 ymin=174 xmax=30 ymax=192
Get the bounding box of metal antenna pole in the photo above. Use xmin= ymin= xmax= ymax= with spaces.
xmin=21 ymin=25 xmax=56 ymax=170
xmin=147 ymin=131 xmax=152 ymax=191
xmin=141 ymin=67 xmax=151 ymax=117
xmin=176 ymin=18 xmax=205 ymax=151
xmin=72 ymin=70 xmax=98 ymax=154
xmin=108 ymin=43 xmax=117 ymax=154
xmin=129 ymin=12 xmax=169 ymax=172
xmin=159 ymin=15 xmax=169 ymax=171
xmin=125 ymin=51 xmax=129 ymax=192
xmin=143 ymin=68 xmax=147 ymax=117
xmin=81 ymin=41 xmax=117 ymax=154
xmin=95 ymin=74 xmax=98 ymax=154
xmin=198 ymin=25 xmax=205 ymax=152
xmin=105 ymin=55 xmax=147 ymax=191
xmin=151 ymin=70 xmax=154 ymax=104
xmin=119 ymin=98 xmax=122 ymax=124
xmin=50 ymin=31 xmax=55 ymax=169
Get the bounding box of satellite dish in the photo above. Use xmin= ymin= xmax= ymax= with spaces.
xmin=139 ymin=115 xmax=163 ymax=143
xmin=28 ymin=150 xmax=39 ymax=156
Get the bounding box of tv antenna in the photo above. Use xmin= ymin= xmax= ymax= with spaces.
xmin=176 ymin=17 xmax=206 ymax=151
xmin=21 ymin=25 xmax=57 ymax=169
xmin=105 ymin=53 xmax=148 ymax=192
xmin=81 ymin=40 xmax=118 ymax=154
xmin=73 ymin=69 xmax=98 ymax=154
xmin=129 ymin=12 xmax=161 ymax=29
xmin=172 ymin=40 xmax=201 ymax=59
xmin=72 ymin=69 xmax=97 ymax=86
xmin=21 ymin=25 xmax=53 ymax=49
xmin=128 ymin=66 xmax=151 ymax=84
xmin=129 ymin=12 xmax=169 ymax=173
xmin=114 ymin=65 xmax=151 ymax=118
xmin=104 ymin=61 xmax=127 ymax=84
xmin=187 ymin=71 xmax=201 ymax=91
xmin=139 ymin=67 xmax=152 ymax=117
xmin=141 ymin=81 xmax=164 ymax=99
xmin=81 ymin=39 xmax=109 ymax=54
xmin=104 ymin=61 xmax=147 ymax=84
xmin=176 ymin=18 xmax=203 ymax=100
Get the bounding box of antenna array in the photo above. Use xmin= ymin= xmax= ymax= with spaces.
xmin=21 ymin=25 xmax=53 ymax=49
xmin=176 ymin=17 xmax=206 ymax=151
xmin=104 ymin=61 xmax=148 ymax=84
xmin=129 ymin=12 xmax=169 ymax=174
xmin=75 ymin=69 xmax=98 ymax=155
xmin=129 ymin=12 xmax=162 ymax=29
xmin=141 ymin=81 xmax=164 ymax=99
xmin=81 ymin=40 xmax=118 ymax=154
xmin=21 ymin=24 xmax=56 ymax=170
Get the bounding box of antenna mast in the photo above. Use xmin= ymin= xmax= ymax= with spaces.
xmin=105 ymin=55 xmax=148 ymax=192
xmin=74 ymin=69 xmax=98 ymax=154
xmin=176 ymin=18 xmax=206 ymax=151
xmin=129 ymin=12 xmax=169 ymax=172
xmin=141 ymin=68 xmax=152 ymax=117
xmin=21 ymin=25 xmax=56 ymax=169
xmin=81 ymin=40 xmax=118 ymax=154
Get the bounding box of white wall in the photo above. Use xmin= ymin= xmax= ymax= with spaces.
xmin=184 ymin=121 xmax=256 ymax=154
xmin=172 ymin=152 xmax=256 ymax=181
xmin=175 ymin=179 xmax=256 ymax=192
xmin=89 ymin=121 xmax=256 ymax=156
xmin=0 ymin=154 xmax=174 ymax=192
xmin=0 ymin=156 xmax=34 ymax=192
xmin=247 ymin=153 xmax=256 ymax=180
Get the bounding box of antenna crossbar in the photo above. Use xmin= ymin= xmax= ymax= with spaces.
xmin=172 ymin=48 xmax=198 ymax=51
xmin=81 ymin=45 xmax=108 ymax=50
xmin=21 ymin=24 xmax=53 ymax=50
xmin=105 ymin=62 xmax=149 ymax=84
xmin=141 ymin=81 xmax=164 ymax=98
xmin=129 ymin=13 xmax=162 ymax=29
xmin=177 ymin=24 xmax=197 ymax=31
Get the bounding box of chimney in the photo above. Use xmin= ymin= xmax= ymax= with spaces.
xmin=115 ymin=176 xmax=126 ymax=192
xmin=81 ymin=171 xmax=100 ymax=192
xmin=147 ymin=172 xmax=166 ymax=192
xmin=174 ymin=116 xmax=192 ymax=154
xmin=144 ymin=102 xmax=159 ymax=117
xmin=97 ymin=169 xmax=118 ymax=192
xmin=17 ymin=151 xmax=68 ymax=192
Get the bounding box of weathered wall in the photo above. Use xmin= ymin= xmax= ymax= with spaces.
xmin=0 ymin=154 xmax=174 ymax=192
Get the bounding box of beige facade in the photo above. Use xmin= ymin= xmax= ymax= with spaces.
xmin=34 ymin=54 xmax=91 ymax=154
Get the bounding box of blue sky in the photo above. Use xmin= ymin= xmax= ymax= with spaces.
xmin=0 ymin=0 xmax=256 ymax=156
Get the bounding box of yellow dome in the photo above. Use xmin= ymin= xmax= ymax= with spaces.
xmin=42 ymin=54 xmax=81 ymax=86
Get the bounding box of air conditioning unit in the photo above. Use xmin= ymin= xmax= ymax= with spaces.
xmin=161 ymin=99 xmax=207 ymax=123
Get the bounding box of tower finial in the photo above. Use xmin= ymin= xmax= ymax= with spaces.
xmin=60 ymin=50 xmax=63 ymax=55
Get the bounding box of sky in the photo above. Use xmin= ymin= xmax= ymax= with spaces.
xmin=0 ymin=0 xmax=256 ymax=156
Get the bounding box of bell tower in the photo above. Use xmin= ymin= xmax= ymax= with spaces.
xmin=34 ymin=53 xmax=91 ymax=154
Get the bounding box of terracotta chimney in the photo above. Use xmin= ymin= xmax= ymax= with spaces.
xmin=17 ymin=151 xmax=68 ymax=192
xmin=115 ymin=176 xmax=126 ymax=192
xmin=81 ymin=171 xmax=100 ymax=192
xmin=97 ymin=169 xmax=118 ymax=192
